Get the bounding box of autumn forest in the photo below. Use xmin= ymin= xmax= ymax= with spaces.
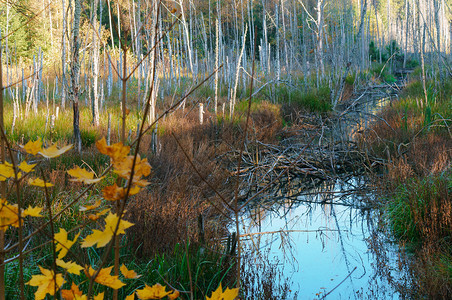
xmin=0 ymin=0 xmax=451 ymax=298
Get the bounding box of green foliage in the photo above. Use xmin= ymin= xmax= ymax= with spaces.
xmin=277 ymin=85 xmax=332 ymax=113
xmin=385 ymin=173 xmax=452 ymax=244
xmin=0 ymin=6 xmax=32 ymax=58
xmin=129 ymin=242 xmax=234 ymax=299
xmin=345 ymin=73 xmax=356 ymax=85
xmin=369 ymin=41 xmax=382 ymax=62
xmin=81 ymin=128 xmax=101 ymax=148
xmin=383 ymin=73 xmax=396 ymax=83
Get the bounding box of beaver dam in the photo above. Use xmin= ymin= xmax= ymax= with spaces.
xmin=229 ymin=86 xmax=409 ymax=299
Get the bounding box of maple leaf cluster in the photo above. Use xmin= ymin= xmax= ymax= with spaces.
xmin=12 ymin=137 xmax=239 ymax=299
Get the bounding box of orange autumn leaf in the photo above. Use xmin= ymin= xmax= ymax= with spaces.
xmin=27 ymin=266 xmax=65 ymax=300
xmin=132 ymin=178 xmax=150 ymax=187
xmin=113 ymin=155 xmax=151 ymax=179
xmin=103 ymin=184 xmax=141 ymax=201
xmin=61 ymin=282 xmax=83 ymax=300
xmin=85 ymin=266 xmax=126 ymax=290
xmin=96 ymin=138 xmax=130 ymax=163
xmin=168 ymin=290 xmax=180 ymax=300
xmin=102 ymin=184 xmax=126 ymax=201
xmin=22 ymin=138 xmax=42 ymax=155
xmin=39 ymin=143 xmax=72 ymax=158
xmin=120 ymin=264 xmax=142 ymax=279
xmin=136 ymin=283 xmax=171 ymax=299
xmin=67 ymin=166 xmax=104 ymax=184
xmin=88 ymin=214 xmax=100 ymax=221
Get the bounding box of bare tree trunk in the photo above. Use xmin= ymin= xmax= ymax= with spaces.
xmin=333 ymin=0 xmax=368 ymax=109
xmin=316 ymin=0 xmax=325 ymax=78
xmin=179 ymin=0 xmax=194 ymax=74
xmin=433 ymin=0 xmax=443 ymax=82
xmin=70 ymin=0 xmax=83 ymax=152
xmin=275 ymin=3 xmax=281 ymax=81
xmin=61 ymin=0 xmax=67 ymax=109
xmin=92 ymin=0 xmax=100 ymax=126
xmin=214 ymin=19 xmax=219 ymax=115
xmin=0 ymin=35 xmax=6 ymax=300
xmin=231 ymin=26 xmax=247 ymax=118
xmin=403 ymin=0 xmax=409 ymax=68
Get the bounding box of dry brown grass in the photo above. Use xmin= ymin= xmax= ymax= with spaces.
xmin=126 ymin=104 xmax=283 ymax=256
xmin=363 ymin=105 xmax=451 ymax=179
xmin=361 ymin=85 xmax=452 ymax=297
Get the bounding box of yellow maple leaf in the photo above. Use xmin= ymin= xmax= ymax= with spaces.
xmin=93 ymin=292 xmax=104 ymax=300
xmin=27 ymin=266 xmax=65 ymax=300
xmin=81 ymin=229 xmax=111 ymax=248
xmin=0 ymin=199 xmax=21 ymax=230
xmin=81 ymin=213 xmax=134 ymax=248
xmin=22 ymin=138 xmax=42 ymax=155
xmin=56 ymin=259 xmax=84 ymax=275
xmin=39 ymin=143 xmax=73 ymax=159
xmin=28 ymin=178 xmax=54 ymax=187
xmin=125 ymin=294 xmax=135 ymax=300
xmin=221 ymin=287 xmax=239 ymax=300
xmin=18 ymin=161 xmax=37 ymax=173
xmin=120 ymin=264 xmax=142 ymax=279
xmin=67 ymin=166 xmax=104 ymax=184
xmin=97 ymin=208 xmax=110 ymax=216
xmin=55 ymin=228 xmax=80 ymax=259
xmin=61 ymin=282 xmax=83 ymax=300
xmin=104 ymin=212 xmax=134 ymax=235
xmin=128 ymin=185 xmax=141 ymax=195
xmin=136 ymin=283 xmax=171 ymax=299
xmin=0 ymin=163 xmax=15 ymax=181
xmin=23 ymin=206 xmax=43 ymax=217
xmin=206 ymin=283 xmax=239 ymax=300
xmin=85 ymin=266 xmax=126 ymax=290
xmin=79 ymin=200 xmax=102 ymax=212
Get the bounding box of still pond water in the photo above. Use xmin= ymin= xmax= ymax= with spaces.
xmin=240 ymin=92 xmax=406 ymax=299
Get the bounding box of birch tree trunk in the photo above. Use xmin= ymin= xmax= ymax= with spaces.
xmin=332 ymin=0 xmax=368 ymax=108
xmin=92 ymin=0 xmax=100 ymax=126
xmin=214 ymin=19 xmax=219 ymax=115
xmin=70 ymin=0 xmax=83 ymax=152
xmin=316 ymin=0 xmax=325 ymax=78
xmin=179 ymin=0 xmax=194 ymax=75
xmin=61 ymin=0 xmax=67 ymax=109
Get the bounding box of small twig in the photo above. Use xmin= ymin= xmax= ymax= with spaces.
xmin=320 ymin=266 xmax=357 ymax=299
